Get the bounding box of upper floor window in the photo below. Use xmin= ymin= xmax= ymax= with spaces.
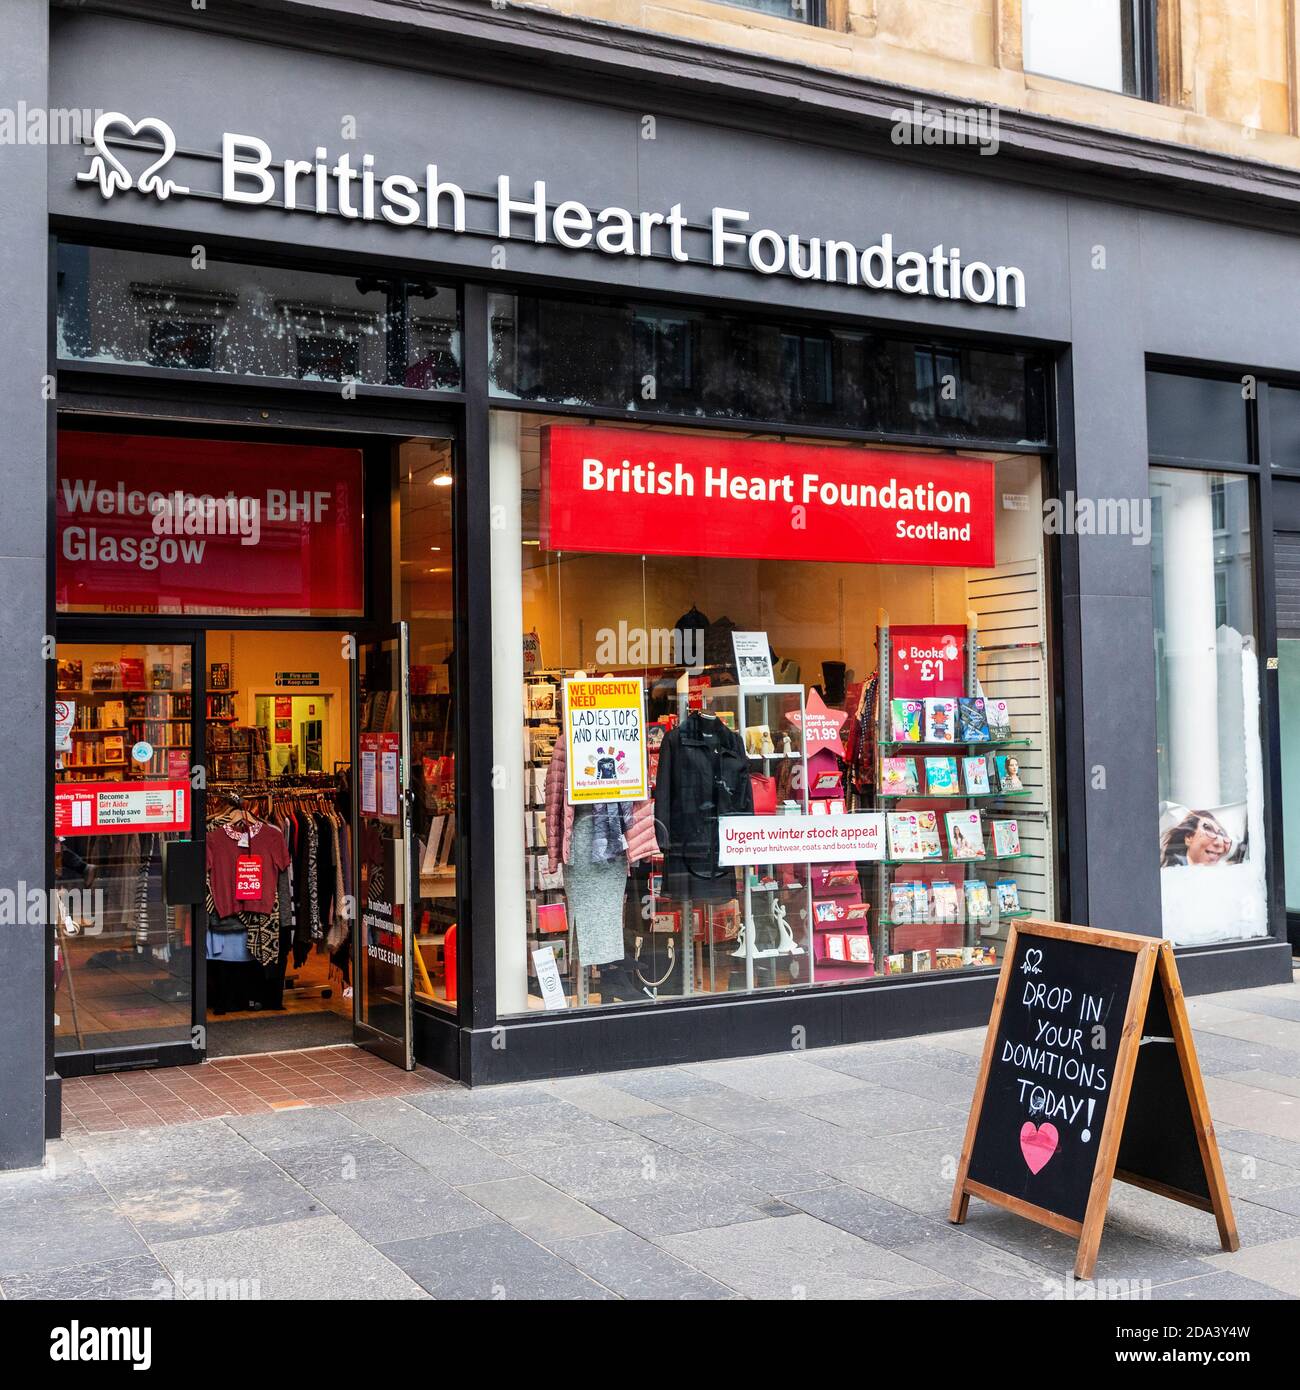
xmin=715 ymin=0 xmax=823 ymax=23
xmin=1023 ymin=0 xmax=1159 ymax=100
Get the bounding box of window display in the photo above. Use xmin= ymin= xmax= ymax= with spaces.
xmin=493 ymin=412 xmax=1056 ymax=1012
xmin=1151 ymin=467 xmax=1268 ymax=944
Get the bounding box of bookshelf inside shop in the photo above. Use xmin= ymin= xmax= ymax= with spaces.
xmin=871 ymin=614 xmax=1042 ymax=977
xmin=55 ymin=656 xmax=270 ymax=783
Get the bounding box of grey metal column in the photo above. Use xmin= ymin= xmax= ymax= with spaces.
xmin=1060 ymin=203 xmax=1161 ymax=937
xmin=0 ymin=0 xmax=52 ymax=1168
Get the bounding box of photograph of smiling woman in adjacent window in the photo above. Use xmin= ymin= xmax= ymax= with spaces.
xmin=1159 ymin=811 xmax=1237 ymax=868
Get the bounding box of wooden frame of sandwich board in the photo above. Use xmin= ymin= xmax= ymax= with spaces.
xmin=948 ymin=918 xmax=1239 ymax=1280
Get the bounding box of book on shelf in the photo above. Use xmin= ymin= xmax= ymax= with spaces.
xmin=944 ymin=809 xmax=985 ymax=860
xmin=994 ymin=753 xmax=1024 ymax=792
xmin=889 ymin=881 xmax=919 ymax=923
xmin=931 ymin=880 xmax=961 ymax=922
xmin=119 ymin=659 xmax=145 ymax=690
xmin=924 ymin=756 xmax=960 ymax=795
xmin=923 ymin=697 xmax=956 ymax=744
xmin=957 ymin=696 xmax=990 ymax=742
xmin=962 ymin=755 xmax=991 ymax=795
xmin=888 ymin=698 xmax=923 ymax=743
xmin=56 ymin=660 xmax=82 ymax=691
xmin=880 ymin=756 xmax=919 ymax=796
xmin=985 ymin=697 xmax=1013 ymax=741
xmin=90 ymin=661 xmax=118 ymax=690
xmin=995 ymin=877 xmax=1022 ymax=913
xmin=963 ymin=880 xmax=992 ymax=924
xmin=886 ymin=810 xmax=944 ymax=859
xmin=991 ymin=819 xmax=1021 ymax=856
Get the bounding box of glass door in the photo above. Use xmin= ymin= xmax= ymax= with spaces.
xmin=53 ymin=636 xmax=203 ymax=1072
xmin=353 ymin=623 xmax=415 ymax=1068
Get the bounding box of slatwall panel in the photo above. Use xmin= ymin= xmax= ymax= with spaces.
xmin=1276 ymin=533 xmax=1300 ymax=639
xmin=968 ymin=556 xmax=1055 ymax=928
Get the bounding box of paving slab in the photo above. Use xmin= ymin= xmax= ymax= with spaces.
xmin=657 ymin=1213 xmax=948 ymax=1300
xmin=153 ymin=1214 xmax=428 ymax=1299
xmin=378 ymin=1221 xmax=614 ymax=1299
xmin=549 ymin=1228 xmax=739 ymax=1299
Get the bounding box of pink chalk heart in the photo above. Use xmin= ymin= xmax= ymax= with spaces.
xmin=1020 ymin=1122 xmax=1059 ymax=1175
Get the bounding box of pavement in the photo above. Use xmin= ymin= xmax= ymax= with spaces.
xmin=3 ymin=971 xmax=1300 ymax=1300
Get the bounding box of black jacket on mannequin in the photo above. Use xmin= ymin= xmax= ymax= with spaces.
xmin=654 ymin=711 xmax=753 ymax=902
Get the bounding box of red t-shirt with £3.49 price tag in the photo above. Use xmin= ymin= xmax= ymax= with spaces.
xmin=207 ymin=821 xmax=290 ymax=918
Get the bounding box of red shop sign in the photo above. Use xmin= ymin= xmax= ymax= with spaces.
xmin=889 ymin=624 xmax=967 ymax=699
xmin=541 ymin=424 xmax=995 ymax=568
xmin=55 ymin=780 xmax=190 ymax=837
xmin=57 ymin=433 xmax=364 ymax=616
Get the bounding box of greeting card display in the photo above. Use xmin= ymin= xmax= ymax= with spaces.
xmin=845 ymin=934 xmax=873 ymax=965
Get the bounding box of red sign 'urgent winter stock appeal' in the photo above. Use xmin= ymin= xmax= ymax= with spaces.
xmin=541 ymin=424 xmax=995 ymax=567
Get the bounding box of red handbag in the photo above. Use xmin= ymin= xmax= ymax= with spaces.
xmin=749 ymin=772 xmax=777 ymax=815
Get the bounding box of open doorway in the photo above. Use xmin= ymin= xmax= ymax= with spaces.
xmin=203 ymin=628 xmax=354 ymax=1056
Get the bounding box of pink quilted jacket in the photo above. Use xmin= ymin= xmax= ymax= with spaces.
xmin=545 ymin=737 xmax=660 ymax=872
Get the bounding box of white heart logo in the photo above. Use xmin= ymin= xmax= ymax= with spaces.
xmin=77 ymin=112 xmax=190 ymax=201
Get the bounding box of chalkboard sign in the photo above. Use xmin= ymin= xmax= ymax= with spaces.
xmin=950 ymin=919 xmax=1238 ymax=1278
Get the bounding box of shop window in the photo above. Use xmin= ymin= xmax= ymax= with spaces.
xmin=1023 ymin=0 xmax=1159 ymax=101
xmin=1267 ymin=385 xmax=1300 ymax=468
xmin=1147 ymin=372 xmax=1249 ymax=466
xmin=489 ymin=291 xmax=1049 ymax=444
xmin=147 ymin=319 xmax=216 ymax=372
xmin=715 ymin=0 xmax=824 ymax=23
xmin=1151 ymin=467 xmax=1268 ymax=944
xmin=491 ymin=411 xmax=1057 ymax=1013
xmin=56 ymin=242 xmax=461 ymax=390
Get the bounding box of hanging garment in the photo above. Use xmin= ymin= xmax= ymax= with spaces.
xmin=653 ymin=711 xmax=752 ymax=903
xmin=567 ymin=809 xmax=630 ymax=968
xmin=207 ymin=821 xmax=289 ymax=919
